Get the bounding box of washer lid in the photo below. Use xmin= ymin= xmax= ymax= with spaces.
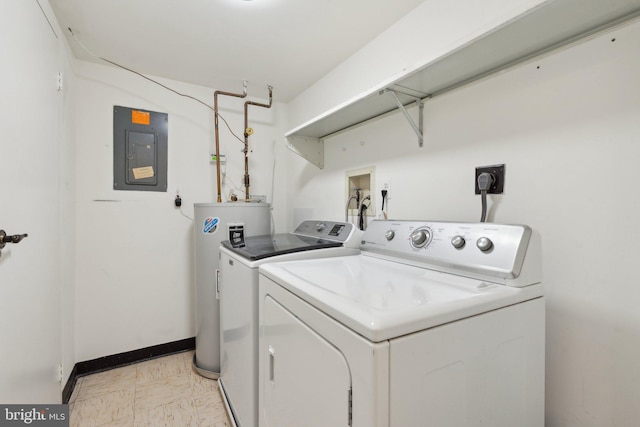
xmin=260 ymin=254 xmax=543 ymax=342
xmin=222 ymin=233 xmax=342 ymax=260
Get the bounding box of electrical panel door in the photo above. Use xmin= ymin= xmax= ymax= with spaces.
xmin=113 ymin=106 xmax=167 ymax=192
xmin=125 ymin=130 xmax=157 ymax=185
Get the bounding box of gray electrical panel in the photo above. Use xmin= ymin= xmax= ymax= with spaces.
xmin=113 ymin=106 xmax=168 ymax=192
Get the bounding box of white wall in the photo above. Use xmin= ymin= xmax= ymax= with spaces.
xmin=286 ymin=0 xmax=546 ymax=130
xmin=73 ymin=61 xmax=288 ymax=361
xmin=285 ymin=17 xmax=640 ymax=427
xmin=0 ymin=0 xmax=75 ymax=401
xmin=57 ymin=12 xmax=78 ymax=394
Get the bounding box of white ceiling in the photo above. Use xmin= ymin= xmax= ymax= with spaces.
xmin=49 ymin=0 xmax=426 ymax=101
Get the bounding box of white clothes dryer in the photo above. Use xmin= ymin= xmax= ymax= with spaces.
xmin=258 ymin=220 xmax=544 ymax=427
xmin=218 ymin=220 xmax=362 ymax=427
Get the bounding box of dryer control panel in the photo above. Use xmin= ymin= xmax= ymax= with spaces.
xmin=361 ymin=220 xmax=541 ymax=286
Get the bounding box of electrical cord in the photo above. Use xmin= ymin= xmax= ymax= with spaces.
xmin=68 ymin=28 xmax=246 ymax=145
xmin=270 ymin=140 xmax=276 ymax=234
xmin=345 ymin=196 xmax=356 ymax=222
xmin=358 ymin=196 xmax=371 ymax=230
xmin=173 ymin=195 xmax=194 ymax=221
xmin=179 ymin=206 xmax=194 ymax=221
xmin=478 ymin=172 xmax=494 ymax=222
xmin=381 ymin=189 xmax=388 ymax=220
xmin=358 ymin=203 xmax=366 ymax=230
xmin=345 ymin=188 xmax=362 ymax=224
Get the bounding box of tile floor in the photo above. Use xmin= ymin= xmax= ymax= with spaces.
xmin=68 ymin=350 xmax=232 ymax=427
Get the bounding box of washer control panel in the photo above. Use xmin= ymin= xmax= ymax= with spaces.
xmin=451 ymin=235 xmax=466 ymax=249
xmin=364 ymin=220 xmax=534 ymax=281
xmin=409 ymin=227 xmax=432 ymax=249
xmin=476 ymin=236 xmax=493 ymax=252
xmin=293 ymin=220 xmax=359 ymax=243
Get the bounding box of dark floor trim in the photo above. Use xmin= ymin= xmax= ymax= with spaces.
xmin=62 ymin=364 xmax=78 ymax=405
xmin=62 ymin=337 xmax=195 ymax=404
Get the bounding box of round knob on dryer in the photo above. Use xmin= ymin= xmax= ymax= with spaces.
xmin=410 ymin=228 xmax=431 ymax=248
xmin=451 ymin=235 xmax=466 ymax=249
xmin=385 ymin=230 xmax=395 ymax=241
xmin=476 ymin=237 xmax=493 ymax=252
xmin=315 ymin=222 xmax=326 ymax=232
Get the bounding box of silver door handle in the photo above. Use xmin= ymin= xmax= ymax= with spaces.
xmin=269 ymin=345 xmax=275 ymax=383
xmin=215 ymin=268 xmax=221 ymax=300
xmin=0 ymin=230 xmax=28 ymax=249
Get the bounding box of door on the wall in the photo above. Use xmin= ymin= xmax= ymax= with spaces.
xmin=0 ymin=1 xmax=63 ymax=403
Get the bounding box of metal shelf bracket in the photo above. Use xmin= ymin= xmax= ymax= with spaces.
xmin=286 ymin=135 xmax=325 ymax=169
xmin=384 ymin=88 xmax=426 ymax=147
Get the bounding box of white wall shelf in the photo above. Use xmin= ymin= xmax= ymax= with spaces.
xmin=285 ymin=0 xmax=640 ymax=169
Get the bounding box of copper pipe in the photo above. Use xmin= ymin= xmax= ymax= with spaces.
xmin=243 ymin=85 xmax=273 ymax=202
xmin=214 ymin=81 xmax=247 ymax=202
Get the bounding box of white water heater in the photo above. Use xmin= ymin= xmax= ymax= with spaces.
xmin=193 ymin=202 xmax=270 ymax=378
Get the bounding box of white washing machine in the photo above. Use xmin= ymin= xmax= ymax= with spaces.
xmin=218 ymin=220 xmax=363 ymax=427
xmin=258 ymin=220 xmax=544 ymax=427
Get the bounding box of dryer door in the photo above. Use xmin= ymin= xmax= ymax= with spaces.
xmin=261 ymin=295 xmax=352 ymax=427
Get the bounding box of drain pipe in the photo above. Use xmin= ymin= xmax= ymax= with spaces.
xmin=243 ymin=85 xmax=273 ymax=202
xmin=214 ymin=81 xmax=248 ymax=203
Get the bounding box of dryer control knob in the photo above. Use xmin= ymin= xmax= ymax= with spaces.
xmin=476 ymin=237 xmax=493 ymax=252
xmin=410 ymin=228 xmax=431 ymax=248
xmin=451 ymin=235 xmax=466 ymax=249
xmin=385 ymin=230 xmax=395 ymax=241
xmin=315 ymin=222 xmax=326 ymax=232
